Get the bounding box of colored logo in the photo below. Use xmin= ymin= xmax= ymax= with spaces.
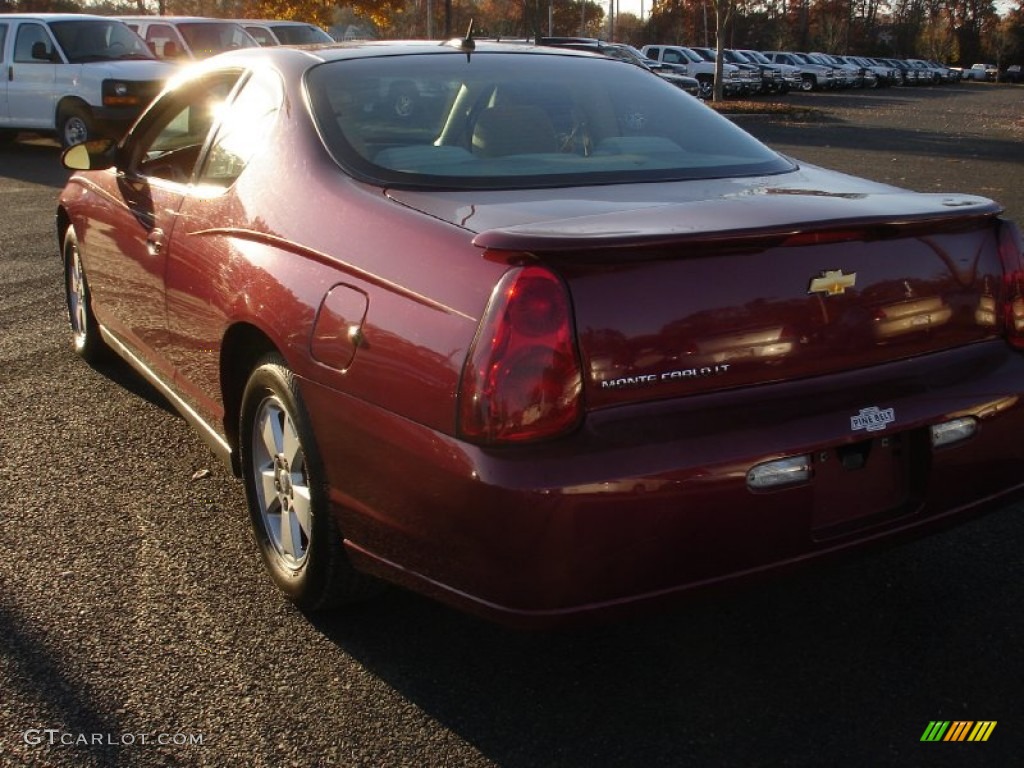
xmin=808 ymin=269 xmax=857 ymax=296
xmin=921 ymin=721 xmax=996 ymax=742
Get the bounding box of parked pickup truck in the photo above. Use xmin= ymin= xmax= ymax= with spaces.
xmin=963 ymin=63 xmax=998 ymax=81
xmin=0 ymin=13 xmax=173 ymax=147
xmin=641 ymin=45 xmax=747 ymax=99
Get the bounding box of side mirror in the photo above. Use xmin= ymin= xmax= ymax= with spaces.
xmin=62 ymin=139 xmax=118 ymax=171
xmin=31 ymin=41 xmax=58 ymax=62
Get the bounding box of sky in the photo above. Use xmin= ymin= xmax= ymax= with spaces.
xmin=613 ymin=0 xmax=647 ymax=21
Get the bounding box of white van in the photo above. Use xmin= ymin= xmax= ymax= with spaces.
xmin=118 ymin=16 xmax=258 ymax=61
xmin=0 ymin=14 xmax=173 ymax=147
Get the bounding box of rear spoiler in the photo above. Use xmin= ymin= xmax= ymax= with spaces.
xmin=472 ymin=191 xmax=1002 ymax=252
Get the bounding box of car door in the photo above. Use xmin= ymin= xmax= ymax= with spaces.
xmin=6 ymin=21 xmax=60 ymax=129
xmin=162 ymin=67 xmax=285 ymax=422
xmin=82 ymin=70 xmax=244 ymax=381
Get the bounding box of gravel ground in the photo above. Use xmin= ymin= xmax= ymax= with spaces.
xmin=1 ymin=85 xmax=1022 ymax=768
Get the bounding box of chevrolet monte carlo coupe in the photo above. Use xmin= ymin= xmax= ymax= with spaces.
xmin=58 ymin=40 xmax=1024 ymax=627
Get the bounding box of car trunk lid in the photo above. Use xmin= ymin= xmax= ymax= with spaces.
xmin=388 ymin=173 xmax=1007 ymax=409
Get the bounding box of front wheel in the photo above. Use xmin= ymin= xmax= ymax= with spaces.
xmin=239 ymin=355 xmax=379 ymax=611
xmin=800 ymin=75 xmax=815 ymax=92
xmin=62 ymin=227 xmax=108 ymax=362
xmin=58 ymin=104 xmax=94 ymax=148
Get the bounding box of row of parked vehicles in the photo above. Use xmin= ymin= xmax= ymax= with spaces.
xmin=640 ymin=44 xmax=973 ymax=98
xmin=537 ymin=39 xmax=983 ymax=101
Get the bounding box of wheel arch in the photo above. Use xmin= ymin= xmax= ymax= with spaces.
xmin=56 ymin=206 xmax=72 ymax=254
xmin=55 ymin=96 xmax=92 ymax=125
xmin=220 ymin=322 xmax=282 ymax=477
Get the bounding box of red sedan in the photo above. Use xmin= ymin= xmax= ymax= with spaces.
xmin=58 ymin=40 xmax=1024 ymax=627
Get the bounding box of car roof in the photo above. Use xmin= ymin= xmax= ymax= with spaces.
xmin=188 ymin=39 xmax=603 ymax=66
xmin=119 ymin=16 xmax=248 ymax=23
xmin=236 ymin=19 xmax=324 ymax=26
xmin=0 ymin=13 xmax=119 ymax=22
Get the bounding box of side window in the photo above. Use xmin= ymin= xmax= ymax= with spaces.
xmin=130 ymin=72 xmax=243 ymax=183
xmin=199 ymin=69 xmax=283 ymax=187
xmin=0 ymin=25 xmax=8 ymax=60
xmin=245 ymin=26 xmax=274 ymax=46
xmin=14 ymin=23 xmax=54 ymax=63
xmin=145 ymin=24 xmax=184 ymax=59
xmin=664 ymin=51 xmax=681 ymax=65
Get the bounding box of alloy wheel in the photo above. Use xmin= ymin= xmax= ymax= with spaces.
xmin=251 ymin=395 xmax=312 ymax=569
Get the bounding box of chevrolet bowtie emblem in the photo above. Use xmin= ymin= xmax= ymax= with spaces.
xmin=809 ymin=269 xmax=857 ymax=296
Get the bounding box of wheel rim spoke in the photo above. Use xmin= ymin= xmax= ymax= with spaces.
xmin=260 ymin=405 xmax=283 ymax=459
xmin=258 ymin=466 xmax=277 ymax=509
xmin=279 ymin=502 xmax=297 ymax=558
xmin=291 ymin=484 xmax=312 ymax=540
xmin=281 ymin=417 xmax=301 ymax=467
xmin=252 ymin=395 xmax=311 ymax=567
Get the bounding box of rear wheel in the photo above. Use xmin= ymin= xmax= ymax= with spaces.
xmin=239 ymin=354 xmax=380 ymax=611
xmin=58 ymin=104 xmax=93 ymax=148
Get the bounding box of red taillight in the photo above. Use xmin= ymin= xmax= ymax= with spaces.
xmin=459 ymin=265 xmax=582 ymax=444
xmin=999 ymin=220 xmax=1024 ymax=348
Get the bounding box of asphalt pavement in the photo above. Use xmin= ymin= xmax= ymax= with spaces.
xmin=1 ymin=85 xmax=1022 ymax=767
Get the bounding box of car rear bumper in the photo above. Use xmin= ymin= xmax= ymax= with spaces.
xmin=302 ymin=340 xmax=1024 ymax=627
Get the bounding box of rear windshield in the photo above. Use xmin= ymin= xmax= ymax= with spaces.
xmin=305 ymin=51 xmax=795 ymax=190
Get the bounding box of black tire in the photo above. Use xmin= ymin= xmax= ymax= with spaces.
xmin=697 ymin=76 xmax=713 ymax=100
xmin=0 ymin=129 xmax=17 ymax=145
xmin=800 ymin=75 xmax=815 ymax=92
xmin=62 ymin=227 xmax=108 ymax=363
xmin=58 ymin=104 xmax=94 ymax=149
xmin=239 ymin=354 xmax=380 ymax=611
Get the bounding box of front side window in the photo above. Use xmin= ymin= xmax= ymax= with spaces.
xmin=127 ymin=72 xmax=243 ymax=183
xmin=145 ymin=24 xmax=186 ymax=60
xmin=14 ymin=23 xmax=54 ymax=63
xmin=306 ymin=51 xmax=794 ymax=191
xmin=244 ymin=26 xmax=276 ymax=46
